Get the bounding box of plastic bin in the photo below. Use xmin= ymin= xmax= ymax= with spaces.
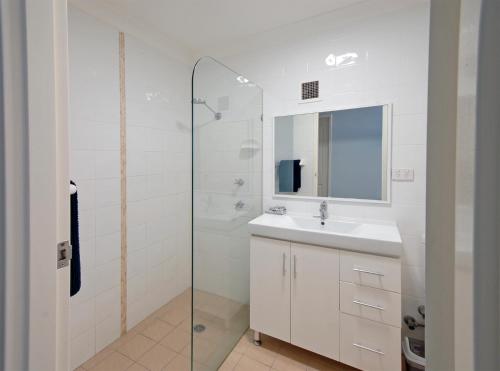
xmin=402 ymin=336 xmax=425 ymax=371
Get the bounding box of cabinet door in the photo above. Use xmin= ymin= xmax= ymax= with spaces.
xmin=250 ymin=237 xmax=291 ymax=342
xmin=291 ymin=243 xmax=340 ymax=359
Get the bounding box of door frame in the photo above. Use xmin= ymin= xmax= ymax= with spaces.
xmin=0 ymin=0 xmax=70 ymax=370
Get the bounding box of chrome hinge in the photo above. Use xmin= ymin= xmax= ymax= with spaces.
xmin=57 ymin=241 xmax=72 ymax=269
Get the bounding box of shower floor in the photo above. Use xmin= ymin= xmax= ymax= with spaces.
xmin=76 ymin=290 xmax=357 ymax=371
xmin=74 ymin=289 xmax=249 ymax=371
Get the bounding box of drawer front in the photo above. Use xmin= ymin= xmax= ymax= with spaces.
xmin=340 ymin=282 xmax=401 ymax=327
xmin=340 ymin=313 xmax=401 ymax=371
xmin=340 ymin=251 xmax=401 ymax=293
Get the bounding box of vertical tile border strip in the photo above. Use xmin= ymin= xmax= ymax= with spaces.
xmin=119 ymin=32 xmax=127 ymax=335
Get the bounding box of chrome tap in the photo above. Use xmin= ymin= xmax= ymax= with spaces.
xmin=234 ymin=200 xmax=245 ymax=210
xmin=317 ymin=201 xmax=328 ymax=225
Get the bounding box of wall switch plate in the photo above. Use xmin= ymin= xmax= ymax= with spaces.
xmin=392 ymin=168 xmax=415 ymax=181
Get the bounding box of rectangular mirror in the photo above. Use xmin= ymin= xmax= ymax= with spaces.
xmin=274 ymin=104 xmax=391 ymax=202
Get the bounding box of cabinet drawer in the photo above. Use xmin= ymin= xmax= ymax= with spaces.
xmin=340 ymin=282 xmax=401 ymax=327
xmin=340 ymin=313 xmax=401 ymax=371
xmin=340 ymin=251 xmax=401 ymax=293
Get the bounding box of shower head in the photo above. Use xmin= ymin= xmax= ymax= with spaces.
xmin=192 ymin=98 xmax=221 ymax=120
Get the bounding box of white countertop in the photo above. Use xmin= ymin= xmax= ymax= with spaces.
xmin=248 ymin=213 xmax=403 ymax=258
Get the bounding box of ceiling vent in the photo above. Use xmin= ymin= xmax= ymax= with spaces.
xmin=301 ymin=80 xmax=319 ymax=100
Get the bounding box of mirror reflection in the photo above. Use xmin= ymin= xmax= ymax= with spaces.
xmin=274 ymin=105 xmax=391 ymax=201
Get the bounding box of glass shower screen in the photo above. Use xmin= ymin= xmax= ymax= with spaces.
xmin=191 ymin=57 xmax=263 ymax=370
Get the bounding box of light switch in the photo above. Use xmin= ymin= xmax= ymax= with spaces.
xmin=392 ymin=168 xmax=415 ymax=181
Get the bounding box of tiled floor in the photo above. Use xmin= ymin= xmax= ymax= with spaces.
xmin=76 ymin=290 xmax=192 ymax=371
xmin=219 ymin=331 xmax=358 ymax=371
xmin=77 ymin=290 xmax=357 ymax=371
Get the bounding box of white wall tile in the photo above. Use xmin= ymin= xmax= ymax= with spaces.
xmin=127 ymin=176 xmax=148 ymax=202
xmin=95 ymin=124 xmax=120 ymax=151
xmin=94 ymin=259 xmax=120 ymax=295
xmin=95 ymin=232 xmax=121 ymax=265
xmin=70 ymin=298 xmax=95 ymax=339
xmin=95 ymin=178 xmax=120 ymax=208
xmin=95 ymin=150 xmax=120 ymax=179
xmin=95 ymin=314 xmax=121 ymax=352
xmin=95 ymin=286 xmax=121 ymax=323
xmin=71 ymin=150 xmax=96 ymax=181
xmin=95 ymin=206 xmax=120 ymax=236
xmin=221 ymin=3 xmax=429 ymax=312
xmin=70 ymin=328 xmax=95 ymax=370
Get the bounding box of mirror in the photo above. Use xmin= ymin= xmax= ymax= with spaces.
xmin=274 ymin=104 xmax=391 ymax=202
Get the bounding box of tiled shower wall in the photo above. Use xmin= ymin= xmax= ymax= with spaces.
xmin=125 ymin=34 xmax=191 ymax=329
xmin=68 ymin=7 xmax=191 ymax=369
xmin=221 ymin=2 xmax=429 ymax=338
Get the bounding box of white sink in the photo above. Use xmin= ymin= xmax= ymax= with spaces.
xmin=248 ymin=213 xmax=402 ymax=257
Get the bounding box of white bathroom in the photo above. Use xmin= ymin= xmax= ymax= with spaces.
xmin=1 ymin=0 xmax=497 ymax=371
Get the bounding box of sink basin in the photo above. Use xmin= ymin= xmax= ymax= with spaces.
xmin=248 ymin=213 xmax=402 ymax=257
xmin=290 ymin=216 xmax=361 ymax=234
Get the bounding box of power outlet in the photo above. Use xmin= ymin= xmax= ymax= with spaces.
xmin=392 ymin=168 xmax=415 ymax=181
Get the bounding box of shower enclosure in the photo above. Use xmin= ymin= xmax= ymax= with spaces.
xmin=191 ymin=57 xmax=263 ymax=370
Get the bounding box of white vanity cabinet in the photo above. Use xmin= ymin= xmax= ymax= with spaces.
xmin=291 ymin=242 xmax=340 ymax=360
xmin=250 ymin=236 xmax=402 ymax=371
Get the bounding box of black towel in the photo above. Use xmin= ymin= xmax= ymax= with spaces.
xmin=293 ymin=160 xmax=301 ymax=192
xmin=70 ymin=181 xmax=81 ymax=296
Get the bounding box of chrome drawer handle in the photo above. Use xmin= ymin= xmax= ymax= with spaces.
xmin=353 ymin=300 xmax=385 ymax=311
xmin=282 ymin=253 xmax=286 ymax=276
xmin=353 ymin=267 xmax=385 ymax=276
xmin=353 ymin=343 xmax=385 ymax=355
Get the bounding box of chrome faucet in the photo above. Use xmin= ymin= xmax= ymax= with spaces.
xmin=317 ymin=201 xmax=328 ymax=225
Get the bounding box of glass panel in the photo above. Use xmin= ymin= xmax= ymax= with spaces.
xmin=191 ymin=57 xmax=263 ymax=370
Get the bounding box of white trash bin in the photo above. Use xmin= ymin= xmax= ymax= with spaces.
xmin=402 ymin=336 xmax=425 ymax=370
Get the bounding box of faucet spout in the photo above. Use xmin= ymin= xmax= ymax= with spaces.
xmin=319 ymin=201 xmax=328 ymax=224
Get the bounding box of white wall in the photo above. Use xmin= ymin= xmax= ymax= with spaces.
xmin=125 ymin=34 xmax=191 ymax=329
xmin=221 ymin=3 xmax=429 ymax=334
xmin=68 ymin=9 xmax=121 ymax=367
xmin=68 ymin=8 xmax=191 ymax=369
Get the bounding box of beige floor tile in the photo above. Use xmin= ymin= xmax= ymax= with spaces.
xmin=126 ymin=363 xmax=148 ymax=371
xmin=272 ymin=354 xmax=307 ymax=371
xmin=218 ymin=351 xmax=242 ymax=371
xmin=233 ymin=355 xmax=270 ymax=371
xmin=90 ymin=351 xmax=134 ymax=371
xmin=160 ymin=305 xmax=189 ymax=326
xmin=137 ymin=343 xmax=177 ymax=371
xmin=182 ymin=337 xmax=217 ymax=364
xmin=141 ymin=318 xmax=175 ymax=342
xmin=163 ymin=354 xmax=190 ymax=371
xmin=232 ymin=332 xmax=253 ymax=355
xmin=244 ymin=343 xmax=278 ymax=366
xmin=117 ymin=334 xmax=156 ymax=361
xmin=178 ymin=317 xmax=193 ymax=333
xmin=160 ymin=326 xmax=190 ymax=352
xmin=110 ymin=329 xmax=140 ymax=351
xmin=81 ymin=347 xmax=114 ymax=369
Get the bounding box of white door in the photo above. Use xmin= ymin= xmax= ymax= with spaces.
xmin=291 ymin=243 xmax=340 ymax=359
xmin=250 ymin=237 xmax=291 ymax=342
xmin=25 ymin=0 xmax=71 ymax=370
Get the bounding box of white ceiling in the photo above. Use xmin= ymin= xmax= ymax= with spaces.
xmin=71 ymin=0 xmax=366 ymax=56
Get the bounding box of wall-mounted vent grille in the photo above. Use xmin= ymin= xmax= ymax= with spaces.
xmin=301 ymin=81 xmax=319 ymax=100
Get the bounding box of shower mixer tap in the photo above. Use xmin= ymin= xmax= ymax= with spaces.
xmin=234 ymin=178 xmax=245 ymax=186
